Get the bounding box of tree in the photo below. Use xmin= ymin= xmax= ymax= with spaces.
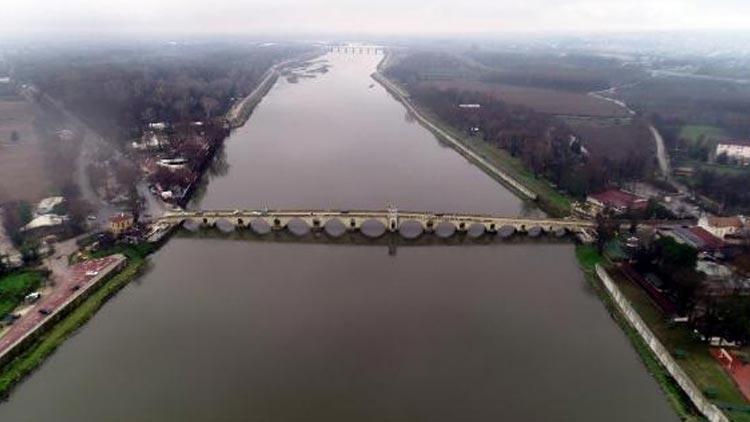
xmin=654 ymin=236 xmax=698 ymax=272
xmin=200 ymin=96 xmax=220 ymax=120
xmin=595 ymin=209 xmax=618 ymax=253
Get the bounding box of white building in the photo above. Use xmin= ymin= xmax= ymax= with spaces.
xmin=35 ymin=196 xmax=65 ymax=215
xmin=716 ymin=141 xmax=750 ymax=164
xmin=698 ymin=215 xmax=745 ymax=239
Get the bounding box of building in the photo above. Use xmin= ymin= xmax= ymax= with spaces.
xmin=698 ymin=215 xmax=745 ymax=240
xmin=21 ymin=215 xmax=67 ymax=239
xmin=663 ymin=226 xmax=725 ymax=253
xmin=586 ymin=189 xmax=647 ymax=215
xmin=35 ymin=196 xmax=64 ymax=215
xmin=109 ymin=213 xmax=134 ymax=236
xmin=716 ymin=141 xmax=750 ymax=164
xmin=157 ymin=157 xmax=188 ymax=170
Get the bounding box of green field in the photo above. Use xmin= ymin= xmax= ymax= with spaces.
xmin=0 ymin=271 xmax=43 ymax=320
xmin=680 ymin=125 xmax=728 ymax=143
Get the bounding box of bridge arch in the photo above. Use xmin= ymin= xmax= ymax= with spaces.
xmin=434 ymin=221 xmax=456 ymax=238
xmin=249 ymin=218 xmax=272 ymax=235
xmin=467 ymin=223 xmax=487 ymax=238
xmin=183 ymin=218 xmax=200 ymax=232
xmin=323 ymin=218 xmax=347 ymax=237
xmin=360 ymin=219 xmax=386 ymax=238
xmin=498 ymin=225 xmax=516 ymax=239
xmin=398 ymin=220 xmax=424 ymax=239
xmin=215 ymin=218 xmax=236 ymax=233
xmin=287 ymin=218 xmax=310 ymax=236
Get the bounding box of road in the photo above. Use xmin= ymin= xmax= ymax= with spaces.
xmin=649 ymin=125 xmax=672 ymax=181
xmin=0 ymin=243 xmax=125 ymax=361
xmin=20 ymin=85 xmax=121 ymax=227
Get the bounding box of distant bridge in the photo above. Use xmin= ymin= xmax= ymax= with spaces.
xmin=327 ymin=46 xmax=385 ymax=54
xmin=157 ymin=208 xmax=595 ymax=239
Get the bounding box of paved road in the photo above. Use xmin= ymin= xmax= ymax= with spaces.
xmin=649 ymin=125 xmax=672 ymax=181
xmin=0 ymin=253 xmax=124 ymax=360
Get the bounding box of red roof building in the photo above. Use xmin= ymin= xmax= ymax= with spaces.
xmin=586 ymin=189 xmax=648 ymax=214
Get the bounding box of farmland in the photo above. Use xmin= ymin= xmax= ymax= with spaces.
xmin=418 ymin=80 xmax=631 ymax=117
xmin=0 ymin=97 xmax=53 ymax=203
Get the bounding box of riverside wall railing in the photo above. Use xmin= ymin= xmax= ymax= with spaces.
xmin=595 ymin=264 xmax=729 ymax=422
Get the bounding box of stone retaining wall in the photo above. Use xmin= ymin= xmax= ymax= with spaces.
xmin=595 ymin=264 xmax=729 ymax=422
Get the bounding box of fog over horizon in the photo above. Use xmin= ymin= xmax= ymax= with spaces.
xmin=2 ymin=0 xmax=750 ymax=38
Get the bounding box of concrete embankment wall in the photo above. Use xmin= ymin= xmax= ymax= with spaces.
xmin=371 ymin=71 xmax=537 ymax=202
xmin=595 ymin=265 xmax=729 ymax=422
xmin=227 ymin=69 xmax=280 ymax=129
xmin=0 ymin=255 xmax=128 ymax=369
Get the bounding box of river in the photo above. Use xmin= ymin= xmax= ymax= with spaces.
xmin=0 ymin=50 xmax=676 ymax=421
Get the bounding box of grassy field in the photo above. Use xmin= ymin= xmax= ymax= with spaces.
xmin=680 ymin=125 xmax=729 ymax=143
xmin=419 ymin=80 xmax=631 ymax=117
xmin=568 ymin=118 xmax=654 ymax=161
xmin=0 ymin=271 xmax=43 ymax=320
xmin=0 ymin=246 xmax=150 ymax=397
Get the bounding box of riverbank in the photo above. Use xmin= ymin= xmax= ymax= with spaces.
xmin=574 ymin=245 xmax=703 ymax=421
xmin=0 ymin=246 xmax=150 ymax=397
xmin=227 ymin=50 xmax=324 ymax=128
xmin=372 ymin=64 xmax=572 ymax=217
xmin=575 ymin=245 xmax=750 ymax=421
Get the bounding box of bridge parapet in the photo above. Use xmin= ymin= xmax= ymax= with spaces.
xmin=158 ymin=209 xmax=595 ymax=239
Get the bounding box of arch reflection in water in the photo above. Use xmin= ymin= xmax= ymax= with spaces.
xmin=359 ymin=219 xmax=386 ymax=238
xmin=249 ymin=218 xmax=272 ymax=235
xmin=286 ymin=218 xmax=311 ymax=236
xmin=323 ymin=218 xmax=347 ymax=237
xmin=398 ymin=220 xmax=424 ymax=239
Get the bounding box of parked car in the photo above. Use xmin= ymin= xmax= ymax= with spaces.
xmin=38 ymin=308 xmax=52 ymax=316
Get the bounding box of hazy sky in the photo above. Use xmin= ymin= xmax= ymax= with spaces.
xmin=2 ymin=0 xmax=750 ymax=36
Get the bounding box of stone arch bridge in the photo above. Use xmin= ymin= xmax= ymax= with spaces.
xmin=157 ymin=208 xmax=595 ymax=239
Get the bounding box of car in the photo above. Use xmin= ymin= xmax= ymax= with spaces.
xmin=87 ymin=215 xmax=98 ymax=221
xmin=85 ymin=271 xmax=99 ymax=277
xmin=70 ymin=285 xmax=81 ymax=291
xmin=25 ymin=292 xmax=41 ymax=303
xmin=38 ymin=308 xmax=52 ymax=316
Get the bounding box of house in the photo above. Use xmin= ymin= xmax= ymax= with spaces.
xmin=663 ymin=226 xmax=725 ymax=253
xmin=109 ymin=213 xmax=134 ymax=236
xmin=21 ymin=214 xmax=68 ymax=238
xmin=157 ymin=157 xmax=188 ymax=170
xmin=698 ymin=215 xmax=745 ymax=240
xmin=586 ymin=189 xmax=648 ymax=215
xmin=131 ymin=132 xmax=165 ymax=150
xmin=716 ymin=141 xmax=750 ymax=164
xmin=35 ymin=196 xmax=65 ymax=215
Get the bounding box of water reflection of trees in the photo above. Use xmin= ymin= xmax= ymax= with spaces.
xmin=186 ymin=143 xmax=230 ymax=208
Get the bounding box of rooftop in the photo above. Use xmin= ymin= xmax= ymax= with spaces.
xmin=706 ymin=215 xmax=744 ymax=228
xmin=717 ymin=140 xmax=750 ymax=147
xmin=109 ymin=213 xmax=133 ymax=224
xmin=588 ymin=189 xmax=647 ymax=210
xmin=22 ymin=215 xmax=65 ymax=231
